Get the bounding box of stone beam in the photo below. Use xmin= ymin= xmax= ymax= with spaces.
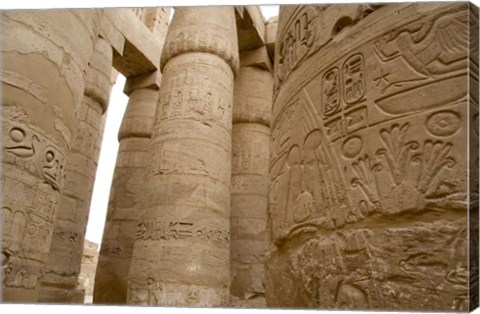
xmin=239 ymin=46 xmax=273 ymax=72
xmin=123 ymin=70 xmax=161 ymax=95
xmin=264 ymin=16 xmax=277 ymax=61
xmin=235 ymin=6 xmax=266 ymax=51
xmin=103 ymin=9 xmax=162 ymax=77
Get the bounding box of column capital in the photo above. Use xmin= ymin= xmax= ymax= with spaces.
xmin=160 ymin=7 xmax=239 ymax=75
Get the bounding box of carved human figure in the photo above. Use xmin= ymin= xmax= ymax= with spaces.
xmin=266 ymin=3 xmax=471 ymax=311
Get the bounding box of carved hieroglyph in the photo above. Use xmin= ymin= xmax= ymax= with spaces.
xmin=266 ymin=3 xmax=475 ymax=311
xmin=94 ymin=87 xmax=158 ymax=304
xmin=230 ymin=65 xmax=273 ymax=307
xmin=127 ymin=7 xmax=239 ymax=307
xmin=1 ymin=9 xmax=103 ymax=302
xmin=38 ymin=37 xmax=113 ymax=303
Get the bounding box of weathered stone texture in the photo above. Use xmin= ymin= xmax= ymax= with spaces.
xmin=94 ymin=88 xmax=158 ymax=304
xmin=2 ymin=4 xmax=478 ymax=310
xmin=266 ymin=3 xmax=473 ymax=311
xmin=105 ymin=8 xmax=164 ymax=77
xmin=235 ymin=6 xmax=266 ymax=52
xmin=94 ymin=7 xmax=171 ymax=305
xmin=230 ymin=123 xmax=270 ymax=307
xmin=160 ymin=7 xmax=239 ymax=75
xmin=230 ymin=53 xmax=273 ymax=307
xmin=468 ymin=4 xmax=479 ymax=311
xmin=1 ymin=9 xmax=103 ymax=302
xmin=77 ymin=240 xmax=100 ymax=304
xmin=38 ymin=37 xmax=113 ymax=303
xmin=127 ymin=7 xmax=239 ymax=307
xmin=265 ymin=16 xmax=277 ymax=60
xmin=233 ymin=66 xmax=273 ymax=126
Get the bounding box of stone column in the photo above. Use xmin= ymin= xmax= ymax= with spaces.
xmin=93 ymin=78 xmax=159 ymax=304
xmin=229 ymin=52 xmax=273 ymax=307
xmin=1 ymin=9 xmax=103 ymax=302
xmin=93 ymin=8 xmax=171 ymax=305
xmin=266 ymin=4 xmax=471 ymax=311
xmin=37 ymin=36 xmax=113 ymax=303
xmin=127 ymin=7 xmax=239 ymax=307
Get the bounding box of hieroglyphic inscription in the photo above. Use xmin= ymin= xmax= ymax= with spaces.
xmin=372 ymin=10 xmax=468 ymax=115
xmin=3 ymin=118 xmax=66 ymax=191
xmin=268 ymin=4 xmax=470 ymax=311
xmin=1 ymin=206 xmax=53 ymax=268
xmin=135 ymin=220 xmax=229 ymax=246
xmin=322 ymin=68 xmax=340 ymax=117
xmin=157 ymin=58 xmax=233 ymax=129
xmin=276 ymin=7 xmax=317 ymax=85
xmin=343 ymin=54 xmax=365 ymax=105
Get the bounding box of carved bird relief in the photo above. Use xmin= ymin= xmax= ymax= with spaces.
xmin=374 ymin=10 xmax=468 ymax=78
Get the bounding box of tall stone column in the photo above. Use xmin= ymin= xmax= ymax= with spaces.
xmin=93 ymin=80 xmax=159 ymax=304
xmin=127 ymin=7 xmax=239 ymax=307
xmin=38 ymin=36 xmax=113 ymax=303
xmin=266 ymin=3 xmax=472 ymax=311
xmin=1 ymin=9 xmax=103 ymax=302
xmin=93 ymin=8 xmax=171 ymax=305
xmin=229 ymin=54 xmax=273 ymax=307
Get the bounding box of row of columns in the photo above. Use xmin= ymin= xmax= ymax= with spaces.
xmin=1 ymin=8 xmax=171 ymax=303
xmin=95 ymin=6 xmax=274 ymax=307
xmin=2 ymin=6 xmax=273 ymax=307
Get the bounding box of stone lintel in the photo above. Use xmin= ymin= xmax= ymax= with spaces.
xmin=99 ymin=16 xmax=125 ymax=56
xmin=105 ymin=8 xmax=161 ymax=77
xmin=240 ymin=46 xmax=272 ymax=72
xmin=264 ymin=16 xmax=277 ymax=61
xmin=123 ymin=70 xmax=161 ymax=96
xmin=235 ymin=6 xmax=266 ymax=52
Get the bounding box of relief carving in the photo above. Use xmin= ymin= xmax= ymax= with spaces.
xmin=268 ymin=5 xmax=470 ymax=310
xmin=350 ymin=122 xmax=462 ymax=215
xmin=322 ymin=68 xmax=340 ymax=117
xmin=270 ymin=98 xmax=351 ymax=245
xmin=3 ymin=119 xmax=66 ymax=191
xmin=277 ymin=10 xmax=316 ymax=85
xmin=136 ymin=219 xmax=229 ymax=246
xmin=275 ymin=5 xmax=378 ymax=89
xmin=372 ymin=9 xmax=468 ymax=115
xmin=342 ymin=54 xmax=365 ymax=105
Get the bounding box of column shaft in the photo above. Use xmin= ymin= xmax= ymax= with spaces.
xmin=230 ymin=65 xmax=273 ymax=307
xmin=127 ymin=7 xmax=239 ymax=307
xmin=37 ymin=37 xmax=113 ymax=303
xmin=93 ymin=7 xmax=171 ymax=304
xmin=1 ymin=9 xmax=103 ymax=302
xmin=93 ymin=87 xmax=158 ymax=304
